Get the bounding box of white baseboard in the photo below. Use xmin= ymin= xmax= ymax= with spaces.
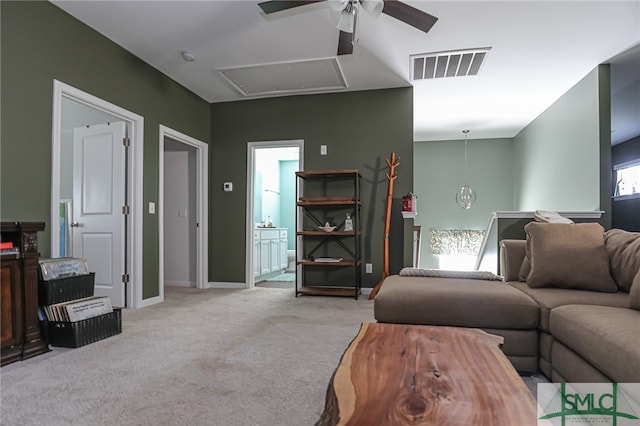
xmin=360 ymin=287 xmax=372 ymax=297
xmin=165 ymin=281 xmax=195 ymax=287
xmin=139 ymin=294 xmax=163 ymax=308
xmin=208 ymin=281 xmax=246 ymax=289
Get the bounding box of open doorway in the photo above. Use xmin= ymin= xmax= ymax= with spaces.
xmin=51 ymin=80 xmax=144 ymax=308
xmin=246 ymin=141 xmax=303 ymax=289
xmin=159 ymin=125 xmax=209 ymax=302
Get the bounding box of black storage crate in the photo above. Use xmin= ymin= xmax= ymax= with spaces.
xmin=47 ymin=308 xmax=122 ymax=348
xmin=39 ymin=273 xmax=95 ymax=305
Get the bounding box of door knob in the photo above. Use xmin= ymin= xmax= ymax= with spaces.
xmin=70 ymin=221 xmax=80 ymax=227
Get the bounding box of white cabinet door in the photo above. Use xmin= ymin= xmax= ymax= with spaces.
xmin=260 ymin=239 xmax=271 ymax=275
xmin=269 ymin=240 xmax=279 ymax=272
xmin=279 ymin=230 xmax=288 ymax=270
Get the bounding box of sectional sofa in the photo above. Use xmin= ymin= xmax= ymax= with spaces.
xmin=374 ymin=223 xmax=640 ymax=383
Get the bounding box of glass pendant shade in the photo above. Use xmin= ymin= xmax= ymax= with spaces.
xmin=361 ymin=0 xmax=384 ymax=18
xmin=456 ymin=130 xmax=476 ymax=209
xmin=337 ymin=7 xmax=355 ymax=32
xmin=456 ymin=184 xmax=476 ymax=210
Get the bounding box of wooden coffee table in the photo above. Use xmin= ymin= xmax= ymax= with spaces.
xmin=317 ymin=323 xmax=537 ymax=426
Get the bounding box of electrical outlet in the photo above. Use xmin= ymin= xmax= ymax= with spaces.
xmin=365 ymin=263 xmax=372 ymax=274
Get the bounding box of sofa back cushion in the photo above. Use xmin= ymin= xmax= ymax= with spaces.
xmin=523 ymin=222 xmax=618 ymax=292
xmin=630 ymin=273 xmax=640 ymax=310
xmin=604 ymin=229 xmax=640 ymax=292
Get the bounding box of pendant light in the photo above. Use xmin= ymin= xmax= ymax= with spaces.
xmin=455 ymin=130 xmax=476 ymax=210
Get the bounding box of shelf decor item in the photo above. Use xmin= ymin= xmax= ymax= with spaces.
xmin=344 ymin=213 xmax=353 ymax=232
xmin=319 ymin=222 xmax=337 ymax=232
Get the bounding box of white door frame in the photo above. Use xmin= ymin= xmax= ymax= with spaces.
xmin=246 ymin=140 xmax=303 ymax=288
xmin=51 ymin=80 xmax=144 ymax=308
xmin=158 ymin=125 xmax=209 ymax=301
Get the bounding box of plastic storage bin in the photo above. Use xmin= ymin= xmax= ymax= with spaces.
xmin=47 ymin=308 xmax=122 ymax=348
xmin=39 ymin=273 xmax=95 ymax=305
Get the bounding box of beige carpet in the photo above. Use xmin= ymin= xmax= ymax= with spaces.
xmin=1 ymin=286 xmax=374 ymax=426
xmin=1 ymin=286 xmax=545 ymax=425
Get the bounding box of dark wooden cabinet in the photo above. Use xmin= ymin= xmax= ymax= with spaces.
xmin=1 ymin=222 xmax=48 ymax=366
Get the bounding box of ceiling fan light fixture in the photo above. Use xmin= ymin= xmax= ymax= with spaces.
xmin=328 ymin=0 xmax=350 ymax=12
xmin=337 ymin=6 xmax=356 ymax=33
xmin=360 ymin=0 xmax=384 ymax=18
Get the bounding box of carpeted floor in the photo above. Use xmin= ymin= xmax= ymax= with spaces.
xmin=255 ymin=280 xmax=294 ymax=289
xmin=1 ymin=286 xmax=374 ymax=426
xmin=263 ymin=272 xmax=295 ymax=282
xmin=1 ymin=286 xmax=546 ymax=425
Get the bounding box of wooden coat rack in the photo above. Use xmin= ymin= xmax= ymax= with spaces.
xmin=369 ymin=152 xmax=400 ymax=299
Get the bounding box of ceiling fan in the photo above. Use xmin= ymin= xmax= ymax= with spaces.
xmin=258 ymin=0 xmax=438 ymax=55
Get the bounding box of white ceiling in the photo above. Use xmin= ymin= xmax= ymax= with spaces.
xmin=52 ymin=0 xmax=640 ymax=143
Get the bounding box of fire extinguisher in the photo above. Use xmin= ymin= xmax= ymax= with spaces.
xmin=402 ymin=193 xmax=414 ymax=212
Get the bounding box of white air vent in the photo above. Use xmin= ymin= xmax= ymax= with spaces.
xmin=411 ymin=47 xmax=491 ymax=81
xmin=217 ymin=58 xmax=347 ymax=97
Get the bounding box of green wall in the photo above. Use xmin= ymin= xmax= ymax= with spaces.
xmin=512 ymin=65 xmax=612 ymax=228
xmin=210 ymin=88 xmax=414 ymax=287
xmin=413 ymin=138 xmax=514 ymax=269
xmin=0 ymin=1 xmax=211 ymax=299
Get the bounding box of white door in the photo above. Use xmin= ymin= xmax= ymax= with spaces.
xmin=72 ymin=122 xmax=126 ymax=307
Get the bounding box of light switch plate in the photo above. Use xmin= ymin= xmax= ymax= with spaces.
xmin=320 ymin=145 xmax=327 ymax=155
xmin=148 ymin=202 xmax=155 ymax=214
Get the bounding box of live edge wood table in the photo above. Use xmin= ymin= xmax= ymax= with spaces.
xmin=317 ymin=323 xmax=537 ymax=426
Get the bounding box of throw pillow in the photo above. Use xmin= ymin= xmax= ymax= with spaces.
xmin=604 ymin=229 xmax=640 ymax=292
xmin=523 ymin=222 xmax=618 ymax=292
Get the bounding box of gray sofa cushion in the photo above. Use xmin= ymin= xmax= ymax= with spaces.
xmin=523 ymin=222 xmax=618 ymax=292
xmin=375 ymin=275 xmax=539 ymax=329
xmin=605 ymin=229 xmax=640 ymax=292
xmin=550 ymin=304 xmax=640 ymax=382
xmin=630 ymin=272 xmax=640 ymax=311
xmin=509 ymin=282 xmax=629 ymax=331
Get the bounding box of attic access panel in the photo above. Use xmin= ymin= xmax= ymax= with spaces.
xmin=217 ymin=57 xmax=347 ymax=97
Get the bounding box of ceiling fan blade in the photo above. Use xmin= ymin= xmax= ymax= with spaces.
xmin=382 ymin=1 xmax=438 ymax=34
xmin=337 ymin=30 xmax=354 ymax=55
xmin=258 ymin=1 xmax=324 ymax=15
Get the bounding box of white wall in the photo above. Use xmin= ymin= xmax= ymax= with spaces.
xmin=164 ymin=150 xmax=196 ymax=286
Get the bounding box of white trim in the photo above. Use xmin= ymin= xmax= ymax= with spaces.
xmin=208 ymin=282 xmax=246 ymax=289
xmin=51 ymin=80 xmax=144 ymax=309
xmin=360 ymin=287 xmax=373 ymax=297
xmin=159 ymin=125 xmax=209 ymax=306
xmin=492 ymin=211 xmax=605 ymax=219
xmin=613 ymin=193 xmax=640 ymax=201
xmin=164 ymin=281 xmax=195 ymax=287
xmin=139 ymin=295 xmax=162 ymax=308
xmin=246 ymin=140 xmax=304 ymax=289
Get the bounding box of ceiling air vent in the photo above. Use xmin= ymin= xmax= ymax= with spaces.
xmin=411 ymin=47 xmax=491 ymax=81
